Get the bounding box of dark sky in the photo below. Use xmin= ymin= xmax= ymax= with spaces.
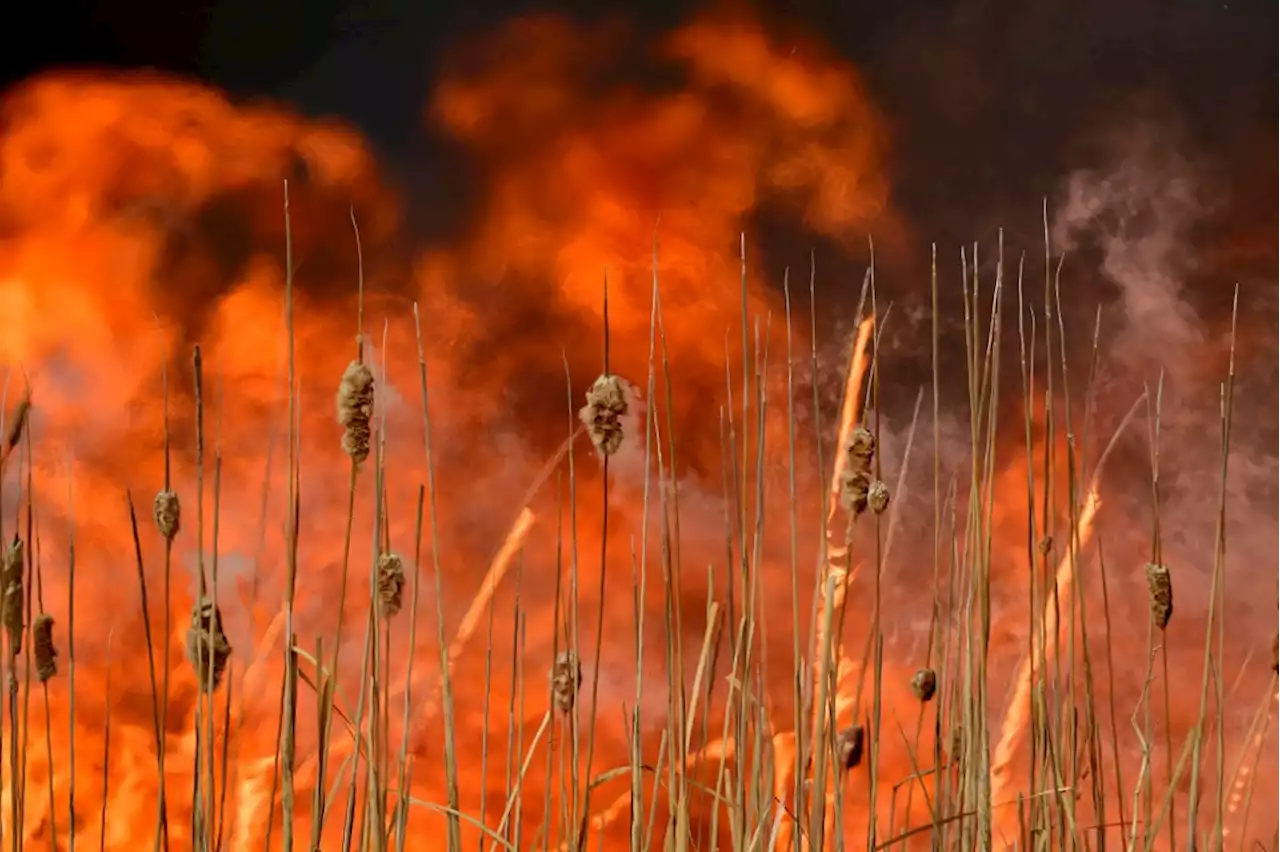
xmin=4 ymin=0 xmax=1276 ymax=260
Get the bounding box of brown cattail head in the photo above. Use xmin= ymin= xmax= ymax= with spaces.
xmin=33 ymin=613 xmax=56 ymax=682
xmin=836 ymin=724 xmax=865 ymax=771
xmin=847 ymin=426 xmax=875 ymax=467
xmin=2 ymin=537 xmax=23 ymax=655
xmin=377 ymin=552 xmax=405 ymax=618
xmin=1271 ymin=633 xmax=1277 ymax=675
xmin=551 ymin=651 xmax=583 ymax=714
xmin=580 ymin=374 xmax=629 ymax=457
xmin=336 ymin=360 xmax=375 ymax=465
xmin=153 ymin=489 xmax=181 ymax=541
xmin=840 ymin=467 xmax=871 ymax=515
xmin=867 ymin=480 xmax=891 ymax=515
xmin=910 ymin=667 xmax=937 ymax=702
xmin=1144 ymin=562 xmax=1173 ymax=629
xmin=186 ymin=597 xmax=232 ymax=692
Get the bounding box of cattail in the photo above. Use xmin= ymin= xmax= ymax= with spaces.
xmin=867 ymin=479 xmax=891 ymax=515
xmin=839 ymin=467 xmax=871 ymax=515
xmin=33 ymin=613 xmax=56 ymax=682
xmin=377 ymin=552 xmax=405 ymax=618
xmin=910 ymin=667 xmax=937 ymax=702
xmin=186 ymin=597 xmax=232 ymax=692
xmin=580 ymin=374 xmax=629 ymax=457
xmin=336 ymin=360 xmax=375 ymax=465
xmin=2 ymin=537 xmax=23 ymax=655
xmin=1144 ymin=562 xmax=1173 ymax=629
xmin=153 ymin=489 xmax=181 ymax=541
xmin=840 ymin=425 xmax=877 ymax=516
xmin=836 ymin=724 xmax=864 ymax=771
xmin=1271 ymin=633 xmax=1277 ymax=675
xmin=847 ymin=426 xmax=875 ymax=467
xmin=551 ymin=651 xmax=583 ymax=714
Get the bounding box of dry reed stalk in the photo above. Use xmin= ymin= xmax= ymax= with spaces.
xmin=154 ymin=332 xmax=175 ymax=852
xmin=99 ymin=628 xmax=114 ymax=852
xmin=391 ymin=487 xmax=426 ymax=852
xmin=300 ymin=439 xmax=576 ymax=809
xmin=1222 ymin=680 xmax=1276 ymax=842
xmin=400 ymin=494 xmax=536 ymax=756
xmin=439 ymin=509 xmax=536 ymax=671
xmin=990 ymin=488 xmax=1100 ymax=814
xmin=32 ymin=613 xmax=55 ymax=682
xmin=126 ymin=491 xmax=170 ymax=852
xmin=1143 ymin=562 xmax=1172 ymax=630
xmin=991 ymin=392 xmax=1144 ymax=827
xmin=825 ymin=320 xmax=876 ymax=525
xmin=65 ymin=456 xmax=77 ymax=852
xmin=811 ymin=315 xmax=874 ymax=742
xmin=583 ymin=599 xmax=726 ymax=839
xmin=581 ymin=289 xmax=624 ymax=844
xmin=308 ymin=211 xmax=369 ymax=851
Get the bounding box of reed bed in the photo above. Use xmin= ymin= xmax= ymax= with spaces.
xmin=0 ymin=199 xmax=1272 ymax=852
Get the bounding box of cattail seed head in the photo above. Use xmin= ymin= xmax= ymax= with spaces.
xmin=186 ymin=597 xmax=232 ymax=692
xmin=336 ymin=360 xmax=375 ymax=465
xmin=2 ymin=538 xmax=23 ymax=655
xmin=580 ymin=374 xmax=629 ymax=457
xmin=33 ymin=613 xmax=56 ymax=682
xmin=154 ymin=489 xmax=181 ymax=541
xmin=1271 ymin=633 xmax=1277 ymax=675
xmin=867 ymin=480 xmax=891 ymax=515
xmin=840 ymin=467 xmax=871 ymax=515
xmin=836 ymin=724 xmax=864 ymax=771
xmin=551 ymin=651 xmax=583 ymax=714
xmin=377 ymin=552 xmax=405 ymax=618
xmin=1144 ymin=562 xmax=1173 ymax=630
xmin=910 ymin=667 xmax=937 ymax=702
xmin=847 ymin=426 xmax=875 ymax=467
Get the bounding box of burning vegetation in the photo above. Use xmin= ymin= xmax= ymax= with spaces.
xmin=0 ymin=8 xmax=1272 ymax=852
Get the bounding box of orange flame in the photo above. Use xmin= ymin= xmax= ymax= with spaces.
xmin=0 ymin=11 xmax=901 ymax=849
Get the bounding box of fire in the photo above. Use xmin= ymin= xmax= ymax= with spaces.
xmin=0 ymin=10 xmax=1272 ymax=852
xmin=0 ymin=11 xmax=904 ymax=850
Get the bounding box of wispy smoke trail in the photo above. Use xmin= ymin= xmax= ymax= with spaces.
xmin=1051 ymin=118 xmax=1212 ymax=381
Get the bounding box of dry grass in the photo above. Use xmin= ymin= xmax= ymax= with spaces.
xmin=0 ymin=205 xmax=1271 ymax=852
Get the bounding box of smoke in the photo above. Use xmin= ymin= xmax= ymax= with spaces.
xmin=1051 ymin=112 xmax=1213 ymax=381
xmin=0 ymin=3 xmax=1274 ymax=846
xmin=1031 ymin=102 xmax=1279 ymax=839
